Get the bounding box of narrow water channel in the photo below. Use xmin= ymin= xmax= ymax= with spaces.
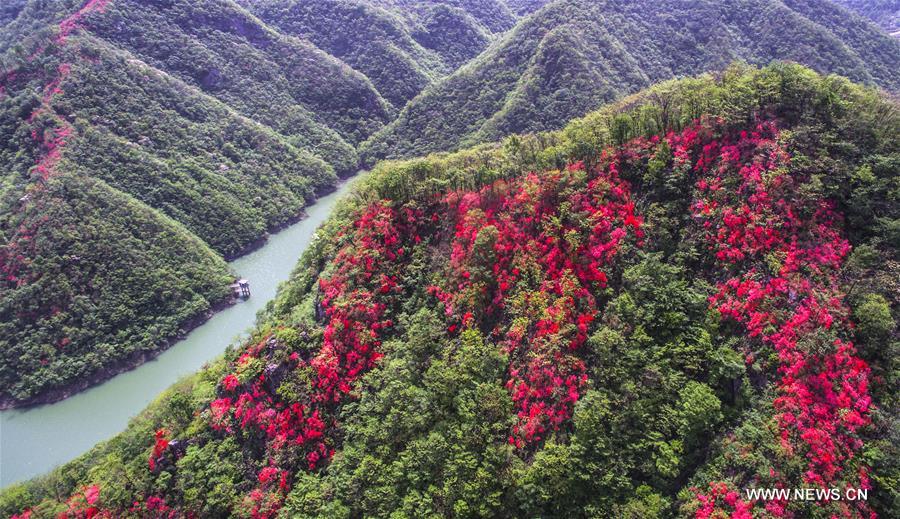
xmin=0 ymin=177 xmax=360 ymax=488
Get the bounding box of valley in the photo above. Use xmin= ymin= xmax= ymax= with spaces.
xmin=0 ymin=1 xmax=898 ymax=518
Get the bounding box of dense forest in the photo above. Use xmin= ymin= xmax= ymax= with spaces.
xmin=0 ymin=0 xmax=347 ymax=406
xmin=0 ymin=0 xmax=543 ymax=409
xmin=2 ymin=63 xmax=896 ymax=519
xmin=1 ymin=2 xmax=899 ymax=516
xmin=834 ymin=0 xmax=900 ymax=37
xmin=2 ymin=0 xmax=897 ymax=407
xmin=361 ymin=0 xmax=900 ymax=163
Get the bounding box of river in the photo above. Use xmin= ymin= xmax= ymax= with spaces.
xmin=0 ymin=177 xmax=360 ymax=488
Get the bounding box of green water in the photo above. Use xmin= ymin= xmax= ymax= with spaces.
xmin=0 ymin=177 xmax=359 ymax=488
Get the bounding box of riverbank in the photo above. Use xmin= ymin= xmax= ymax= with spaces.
xmin=0 ymin=176 xmax=362 ymax=488
xmin=0 ymin=181 xmax=347 ymax=409
xmin=222 ymin=180 xmax=341 ymax=261
xmin=0 ymin=297 xmax=233 ymax=410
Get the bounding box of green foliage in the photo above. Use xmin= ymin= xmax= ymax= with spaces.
xmin=284 ymin=311 xmax=515 ymax=517
xmin=362 ymin=0 xmax=900 ymax=163
xmin=674 ymin=381 xmax=723 ymax=451
xmin=175 ymin=438 xmax=244 ymax=516
xmin=55 ymin=42 xmax=336 ymax=256
xmin=87 ymin=0 xmax=391 ymax=163
xmin=237 ymin=0 xmax=511 ymax=110
xmin=414 ymin=4 xmax=492 ymax=70
xmin=239 ymin=0 xmax=440 ymax=110
xmin=2 ymin=64 xmax=897 ymax=519
xmin=0 ymin=172 xmax=233 ymax=403
xmin=853 ymin=293 xmax=895 ymax=342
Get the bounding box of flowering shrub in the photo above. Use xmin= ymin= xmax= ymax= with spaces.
xmin=187 ymin=120 xmax=872 ymax=518
xmin=679 ymin=120 xmax=873 ymax=516
xmin=196 ymin=202 xmax=427 ymax=515
xmin=148 ymin=429 xmax=170 ymax=471
xmin=694 ymin=482 xmax=754 ymax=519
xmin=128 ymin=496 xmax=179 ymax=519
xmin=59 ymin=485 xmax=107 ymax=519
xmin=432 ymin=164 xmax=643 ymax=446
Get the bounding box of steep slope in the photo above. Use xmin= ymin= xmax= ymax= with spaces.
xmin=236 ymin=0 xmax=446 ymax=110
xmin=0 ymin=172 xmax=234 ymax=409
xmin=408 ymin=3 xmax=494 ymax=70
xmin=361 ymin=0 xmax=900 ymax=162
xmin=52 ymin=38 xmax=336 ymax=256
xmin=834 ymin=0 xmax=900 ymax=36
xmin=236 ymin=0 xmax=503 ymax=110
xmin=81 ymin=0 xmax=391 ymax=173
xmin=4 ymin=64 xmax=896 ymax=519
xmin=0 ymin=0 xmax=390 ymax=406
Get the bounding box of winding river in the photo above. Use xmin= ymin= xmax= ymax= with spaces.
xmin=0 ymin=177 xmax=360 ymax=488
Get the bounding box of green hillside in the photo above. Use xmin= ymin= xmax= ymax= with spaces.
xmin=0 ymin=0 xmax=530 ymax=408
xmin=237 ymin=0 xmax=446 ymax=110
xmin=80 ymin=0 xmax=393 ymax=173
xmin=0 ymin=172 xmax=234 ymax=408
xmin=834 ymin=0 xmax=900 ymax=36
xmin=3 ymin=63 xmax=896 ymax=519
xmin=0 ymin=0 xmax=374 ymax=406
xmin=236 ymin=0 xmax=507 ymax=109
xmin=410 ymin=4 xmax=493 ymax=70
xmin=361 ymin=0 xmax=900 ymax=163
xmin=0 ymin=19 xmax=338 ymax=404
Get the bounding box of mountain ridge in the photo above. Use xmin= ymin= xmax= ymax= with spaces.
xmin=361 ymin=0 xmax=900 ymax=163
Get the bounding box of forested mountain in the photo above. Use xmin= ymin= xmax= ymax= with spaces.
xmin=235 ymin=0 xmax=470 ymax=109
xmin=9 ymin=0 xmax=394 ymax=174
xmin=0 ymin=0 xmax=897 ymax=456
xmin=234 ymin=0 xmax=511 ymax=109
xmin=3 ymin=63 xmax=896 ymax=519
xmin=362 ymin=0 xmax=900 ymax=163
xmin=0 ymin=0 xmax=345 ymax=406
xmin=834 ymin=0 xmax=900 ymax=36
xmin=0 ymin=0 xmax=541 ymax=409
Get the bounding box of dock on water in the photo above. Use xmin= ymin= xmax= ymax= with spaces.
xmin=230 ymin=279 xmax=251 ymax=299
